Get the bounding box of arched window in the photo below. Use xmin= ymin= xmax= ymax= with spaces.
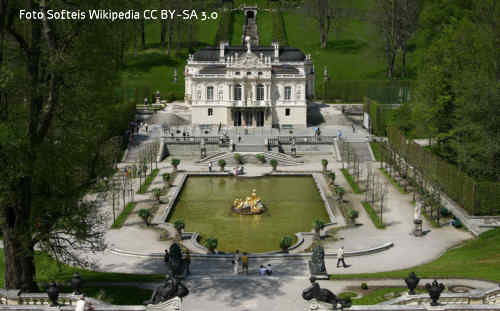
xmin=256 ymin=84 xmax=264 ymax=101
xmin=234 ymin=84 xmax=242 ymax=100
xmin=284 ymin=86 xmax=292 ymax=100
xmin=206 ymin=86 xmax=214 ymax=100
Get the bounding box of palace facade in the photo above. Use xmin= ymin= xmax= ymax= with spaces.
xmin=184 ymin=40 xmax=314 ymax=128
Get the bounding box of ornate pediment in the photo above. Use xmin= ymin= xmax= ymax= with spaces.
xmin=234 ymin=51 xmax=261 ymax=67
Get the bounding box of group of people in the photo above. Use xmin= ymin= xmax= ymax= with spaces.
xmin=233 ymin=166 xmax=245 ymax=176
xmin=232 ymin=250 xmax=274 ymax=276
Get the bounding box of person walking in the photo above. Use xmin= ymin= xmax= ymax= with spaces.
xmin=241 ymin=252 xmax=249 ymax=275
xmin=208 ymin=161 xmax=213 ymax=172
xmin=164 ymin=249 xmax=169 ymax=265
xmin=144 ymin=122 xmax=149 ymax=133
xmin=184 ymin=250 xmax=191 ymax=275
xmin=336 ymin=246 xmax=348 ymax=268
xmin=238 ymin=135 xmax=242 ymax=143
xmin=352 ymin=124 xmax=356 ymax=133
xmin=233 ymin=250 xmax=241 ymax=274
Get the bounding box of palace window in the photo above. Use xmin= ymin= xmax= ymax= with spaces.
xmin=284 ymin=86 xmax=292 ymax=100
xmin=235 ymin=72 xmax=240 ymax=75
xmin=234 ymin=84 xmax=242 ymax=100
xmin=256 ymin=84 xmax=264 ymax=101
xmin=208 ymin=108 xmax=213 ymax=116
xmin=247 ymin=72 xmax=252 ymax=75
xmin=258 ymin=72 xmax=263 ymax=76
xmin=207 ymin=86 xmax=214 ymax=100
xmin=285 ymin=108 xmax=291 ymax=116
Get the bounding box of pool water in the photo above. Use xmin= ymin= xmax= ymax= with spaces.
xmin=168 ymin=176 xmax=329 ymax=253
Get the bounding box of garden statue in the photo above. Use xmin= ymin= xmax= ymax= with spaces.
xmin=166 ymin=243 xmax=188 ymax=278
xmin=425 ymin=280 xmax=445 ymax=306
xmin=309 ymin=244 xmax=327 ymax=276
xmin=404 ymin=272 xmax=420 ymax=295
xmin=71 ymin=273 xmax=83 ymax=295
xmin=232 ymin=189 xmax=266 ymax=215
xmin=143 ymin=273 xmax=189 ymax=305
xmin=414 ymin=200 xmax=423 ymax=236
xmin=303 ymin=276 xmax=351 ymax=309
xmin=46 ymin=282 xmax=60 ymax=307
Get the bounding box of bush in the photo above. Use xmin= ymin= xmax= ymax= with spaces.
xmin=138 ymin=209 xmax=153 ymax=226
xmin=280 ymin=236 xmax=293 ymax=252
xmin=152 ymin=188 xmax=162 ymax=202
xmin=234 ymin=153 xmax=244 ymax=164
xmin=204 ymin=237 xmax=218 ymax=254
xmin=171 ymin=159 xmax=180 ymax=171
xmin=256 ymin=154 xmax=266 ymax=163
xmin=162 ymin=173 xmax=170 ymax=185
xmin=361 ymin=282 xmax=368 ymax=290
xmin=174 ymin=219 xmax=185 ymax=234
xmin=313 ymin=220 xmax=326 ymax=234
xmin=440 ymin=207 xmax=451 ymax=217
xmin=328 ymin=172 xmax=336 ymax=184
xmin=218 ymin=159 xmax=226 ymax=171
xmin=321 ymin=159 xmax=328 ymax=171
xmin=335 ymin=186 xmax=346 ymax=201
xmin=270 ymin=159 xmax=278 ymax=171
xmin=349 ymin=209 xmax=359 ymax=223
xmin=452 ymin=217 xmax=463 ymax=228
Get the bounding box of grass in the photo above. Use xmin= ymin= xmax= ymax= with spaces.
xmin=330 ymin=228 xmax=500 ymax=282
xmin=379 ymin=168 xmax=409 ymax=194
xmin=137 ymin=168 xmax=160 ymax=194
xmin=369 ymin=141 xmax=383 ymax=162
xmin=111 ymin=202 xmax=137 ymax=229
xmin=350 ymin=287 xmax=413 ymax=305
xmin=341 ymin=169 xmax=363 ymax=194
xmin=361 ymin=201 xmax=386 ymax=229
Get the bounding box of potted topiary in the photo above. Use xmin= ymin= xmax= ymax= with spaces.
xmin=138 ymin=208 xmax=153 ymax=226
xmin=162 ymin=173 xmax=171 ymax=187
xmin=234 ymin=153 xmax=244 ymax=164
xmin=280 ymin=236 xmax=293 ymax=253
xmin=270 ymin=159 xmax=278 ymax=171
xmin=313 ymin=220 xmax=326 ymax=239
xmin=336 ymin=186 xmax=346 ymax=202
xmin=152 ymin=188 xmax=162 ymax=202
xmin=171 ymin=159 xmax=180 ymax=172
xmin=174 ymin=219 xmax=185 ymax=236
xmin=328 ymin=172 xmax=336 ymax=186
xmin=204 ymin=237 xmax=218 ymax=254
xmin=321 ymin=159 xmax=328 ymax=172
xmin=348 ymin=209 xmax=359 ymax=226
xmin=256 ymin=154 xmax=266 ymax=163
xmin=218 ymin=159 xmax=226 ymax=172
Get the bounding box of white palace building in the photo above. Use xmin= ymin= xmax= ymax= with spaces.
xmin=184 ymin=38 xmax=315 ymax=128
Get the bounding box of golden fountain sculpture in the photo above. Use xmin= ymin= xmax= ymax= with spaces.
xmin=232 ymin=189 xmax=266 ymax=215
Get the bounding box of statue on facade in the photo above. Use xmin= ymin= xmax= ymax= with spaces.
xmin=414 ymin=201 xmax=422 ymax=222
xmin=166 ymin=243 xmax=188 ymax=278
xmin=309 ymin=244 xmax=327 ymax=275
xmin=143 ymin=273 xmax=189 ymax=305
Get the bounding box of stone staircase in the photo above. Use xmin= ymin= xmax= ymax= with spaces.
xmin=195 ymin=151 xmax=303 ymax=166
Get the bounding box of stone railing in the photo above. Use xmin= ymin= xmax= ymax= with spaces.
xmin=383 ymin=287 xmax=500 ymax=306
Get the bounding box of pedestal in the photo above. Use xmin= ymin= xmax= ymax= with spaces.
xmin=413 ymin=219 xmax=423 ymax=236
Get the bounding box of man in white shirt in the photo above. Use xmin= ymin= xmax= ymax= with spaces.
xmin=337 ymin=246 xmax=348 ymax=268
xmin=75 ymin=296 xmax=86 ymax=311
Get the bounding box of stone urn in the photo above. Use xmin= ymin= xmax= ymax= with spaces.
xmin=46 ymin=282 xmax=59 ymax=307
xmin=71 ymin=273 xmax=83 ymax=295
xmin=425 ymin=280 xmax=445 ymax=306
xmin=404 ymin=272 xmax=420 ymax=295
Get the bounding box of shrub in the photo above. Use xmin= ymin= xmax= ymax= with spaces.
xmin=171 ymin=159 xmax=180 ymax=171
xmin=280 ymin=236 xmax=293 ymax=252
xmin=361 ymin=282 xmax=368 ymax=290
xmin=313 ymin=220 xmax=326 ymax=234
xmin=328 ymin=172 xmax=336 ymax=185
xmin=218 ymin=159 xmax=226 ymax=171
xmin=138 ymin=208 xmax=153 ymax=226
xmin=348 ymin=209 xmax=359 ymax=224
xmin=256 ymin=154 xmax=266 ymax=163
xmin=204 ymin=237 xmax=218 ymax=254
xmin=152 ymin=188 xmax=162 ymax=202
xmin=162 ymin=173 xmax=171 ymax=186
xmin=270 ymin=159 xmax=278 ymax=171
xmin=321 ymin=159 xmax=328 ymax=171
xmin=440 ymin=207 xmax=451 ymax=217
xmin=335 ymin=186 xmax=346 ymax=201
xmin=174 ymin=219 xmax=185 ymax=235
xmin=234 ymin=153 xmax=244 ymax=164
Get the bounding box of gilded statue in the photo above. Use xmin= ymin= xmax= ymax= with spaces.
xmin=232 ymin=189 xmax=265 ymax=215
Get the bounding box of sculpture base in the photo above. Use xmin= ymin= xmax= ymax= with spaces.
xmin=308 ymin=261 xmax=328 ymax=278
xmin=413 ymin=219 xmax=423 ymax=237
xmin=231 ymin=206 xmax=266 ymax=215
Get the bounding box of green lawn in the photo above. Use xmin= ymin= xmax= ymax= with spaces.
xmin=257 ymin=11 xmax=273 ymax=46
xmin=341 ymin=169 xmax=363 ymax=194
xmin=111 ymin=202 xmax=137 ymax=229
xmin=361 ymin=201 xmax=385 ymax=229
xmin=330 ymin=228 xmax=500 ymax=282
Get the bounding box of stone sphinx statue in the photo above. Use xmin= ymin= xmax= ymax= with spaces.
xmin=309 ymin=244 xmax=327 ymax=275
xmin=143 ymin=273 xmax=189 ymax=305
xmin=167 ymin=243 xmax=187 ymax=278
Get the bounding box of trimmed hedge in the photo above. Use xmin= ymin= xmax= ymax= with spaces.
xmin=137 ymin=169 xmax=159 ymax=194
xmin=388 ymin=128 xmax=500 ymax=216
xmin=111 ymin=202 xmax=137 ymax=229
xmin=341 ymin=169 xmax=363 ymax=194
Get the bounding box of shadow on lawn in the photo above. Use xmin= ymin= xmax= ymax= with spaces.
xmin=125 ymin=53 xmax=180 ymax=73
xmin=325 ymin=39 xmax=368 ymax=53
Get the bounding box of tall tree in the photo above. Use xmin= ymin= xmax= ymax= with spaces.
xmin=305 ymin=0 xmax=345 ymax=49
xmin=0 ymin=0 xmax=135 ymax=289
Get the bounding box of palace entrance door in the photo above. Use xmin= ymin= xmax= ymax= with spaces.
xmin=233 ymin=111 xmax=242 ymax=126
xmin=256 ymin=110 xmax=264 ymax=127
